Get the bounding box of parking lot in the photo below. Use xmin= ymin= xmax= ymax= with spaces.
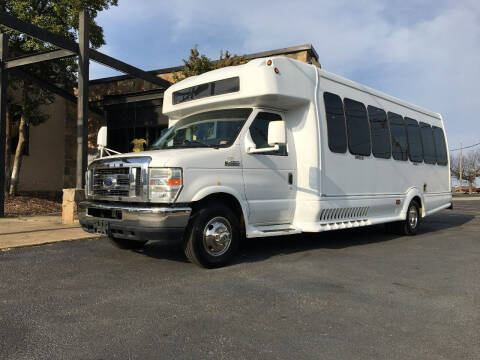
xmin=1 ymin=199 xmax=479 ymax=359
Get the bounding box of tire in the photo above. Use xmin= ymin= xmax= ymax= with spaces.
xmin=108 ymin=236 xmax=147 ymax=250
xmin=387 ymin=200 xmax=421 ymax=235
xmin=183 ymin=202 xmax=240 ymax=268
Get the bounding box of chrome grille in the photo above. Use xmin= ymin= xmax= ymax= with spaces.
xmin=87 ymin=156 xmax=151 ymax=202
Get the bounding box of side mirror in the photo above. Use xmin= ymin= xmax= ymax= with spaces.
xmin=97 ymin=126 xmax=107 ymax=148
xmin=267 ymin=121 xmax=286 ymax=146
xmin=246 ymin=120 xmax=286 ymax=154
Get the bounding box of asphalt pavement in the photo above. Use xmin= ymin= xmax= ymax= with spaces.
xmin=1 ymin=200 xmax=479 ymax=360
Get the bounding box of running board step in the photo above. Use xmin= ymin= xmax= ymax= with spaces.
xmin=247 ymin=228 xmax=301 ymax=238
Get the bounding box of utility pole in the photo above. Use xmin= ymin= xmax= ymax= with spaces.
xmin=459 ymin=142 xmax=463 ymax=193
xmin=474 ymin=156 xmax=478 ymax=191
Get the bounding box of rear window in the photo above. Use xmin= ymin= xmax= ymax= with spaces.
xmin=344 ymin=98 xmax=371 ymax=156
xmin=388 ymin=112 xmax=408 ymax=161
xmin=323 ymin=92 xmax=347 ymax=153
xmin=405 ymin=117 xmax=423 ymax=162
xmin=432 ymin=126 xmax=448 ymax=165
xmin=368 ymin=105 xmax=391 ymax=159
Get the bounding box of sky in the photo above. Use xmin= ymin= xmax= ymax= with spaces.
xmin=91 ymin=0 xmax=480 ymax=151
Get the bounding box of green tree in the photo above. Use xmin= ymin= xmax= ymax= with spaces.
xmin=173 ymin=47 xmax=246 ymax=83
xmin=0 ymin=0 xmax=118 ymax=196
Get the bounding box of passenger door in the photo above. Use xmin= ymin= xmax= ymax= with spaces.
xmin=241 ymin=111 xmax=296 ymax=226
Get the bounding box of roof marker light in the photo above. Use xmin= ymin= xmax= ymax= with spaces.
xmin=274 ymin=67 xmax=279 ymax=74
xmin=267 ymin=59 xmax=272 ymax=66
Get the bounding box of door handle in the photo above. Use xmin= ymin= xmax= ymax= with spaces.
xmin=288 ymin=172 xmax=293 ymax=185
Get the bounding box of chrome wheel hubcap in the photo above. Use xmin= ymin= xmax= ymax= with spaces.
xmin=408 ymin=206 xmax=418 ymax=229
xmin=203 ymin=217 xmax=232 ymax=257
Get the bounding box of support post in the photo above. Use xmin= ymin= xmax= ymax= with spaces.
xmin=76 ymin=10 xmax=89 ymax=188
xmin=0 ymin=32 xmax=8 ymax=217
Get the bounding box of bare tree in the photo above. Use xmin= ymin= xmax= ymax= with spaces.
xmin=450 ymin=149 xmax=480 ymax=193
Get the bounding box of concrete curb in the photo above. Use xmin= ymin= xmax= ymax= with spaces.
xmin=0 ymin=216 xmax=101 ymax=251
xmin=0 ymin=235 xmax=101 ymax=252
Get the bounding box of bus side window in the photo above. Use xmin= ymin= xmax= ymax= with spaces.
xmin=420 ymin=122 xmax=436 ymax=164
xmin=388 ymin=112 xmax=408 ymax=161
xmin=367 ymin=105 xmax=391 ymax=159
xmin=323 ymin=92 xmax=347 ymax=153
xmin=344 ymin=98 xmax=371 ymax=156
xmin=432 ymin=126 xmax=448 ymax=165
xmin=405 ymin=117 xmax=423 ymax=163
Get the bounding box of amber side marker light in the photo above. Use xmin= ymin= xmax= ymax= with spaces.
xmin=274 ymin=67 xmax=279 ymax=74
xmin=168 ymin=179 xmax=182 ymax=186
xmin=267 ymin=59 xmax=272 ymax=66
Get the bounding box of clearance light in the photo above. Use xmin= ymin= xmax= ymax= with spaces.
xmin=267 ymin=59 xmax=272 ymax=66
xmin=274 ymin=67 xmax=279 ymax=74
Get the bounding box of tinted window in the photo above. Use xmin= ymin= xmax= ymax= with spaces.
xmin=344 ymin=98 xmax=371 ymax=156
xmin=405 ymin=118 xmax=423 ymax=162
xmin=249 ymin=112 xmax=287 ymax=156
xmin=420 ymin=123 xmax=436 ymax=164
xmin=432 ymin=126 xmax=448 ymax=165
xmin=173 ymin=77 xmax=239 ymax=105
xmin=368 ymin=106 xmax=391 ymax=159
xmin=388 ymin=112 xmax=408 ymax=161
xmin=213 ymin=77 xmax=240 ymax=95
xmin=323 ymin=92 xmax=347 ymax=153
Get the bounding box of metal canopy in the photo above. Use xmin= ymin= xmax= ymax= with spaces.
xmin=0 ymin=10 xmax=171 ymax=217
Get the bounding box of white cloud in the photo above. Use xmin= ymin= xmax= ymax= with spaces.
xmin=94 ymin=0 xmax=480 ymax=148
xmin=163 ymin=0 xmax=480 ymax=148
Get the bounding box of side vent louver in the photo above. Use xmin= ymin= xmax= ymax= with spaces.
xmin=320 ymin=206 xmax=369 ymax=221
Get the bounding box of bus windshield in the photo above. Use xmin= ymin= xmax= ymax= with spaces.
xmin=151 ymin=108 xmax=252 ymax=150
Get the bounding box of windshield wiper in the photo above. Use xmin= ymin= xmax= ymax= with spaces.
xmin=183 ymin=139 xmax=215 ymax=148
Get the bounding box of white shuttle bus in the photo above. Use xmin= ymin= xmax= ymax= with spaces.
xmin=79 ymin=57 xmax=452 ymax=268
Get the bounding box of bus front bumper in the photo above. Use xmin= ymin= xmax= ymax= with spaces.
xmin=78 ymin=201 xmax=191 ymax=242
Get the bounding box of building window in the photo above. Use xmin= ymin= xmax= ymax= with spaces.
xmin=405 ymin=117 xmax=423 ymax=162
xmin=249 ymin=112 xmax=287 ymax=156
xmin=323 ymin=92 xmax=347 ymax=153
xmin=420 ymin=123 xmax=436 ymax=164
xmin=367 ymin=105 xmax=391 ymax=159
xmin=388 ymin=112 xmax=408 ymax=161
xmin=432 ymin=126 xmax=448 ymax=165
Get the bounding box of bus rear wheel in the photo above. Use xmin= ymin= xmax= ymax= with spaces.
xmin=387 ymin=200 xmax=421 ymax=235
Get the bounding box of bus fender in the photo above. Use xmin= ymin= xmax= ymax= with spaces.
xmin=191 ymin=186 xmax=249 ymax=223
xmin=402 ymin=188 xmax=425 ymax=218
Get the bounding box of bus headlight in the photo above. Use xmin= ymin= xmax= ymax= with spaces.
xmin=148 ymin=168 xmax=183 ymax=202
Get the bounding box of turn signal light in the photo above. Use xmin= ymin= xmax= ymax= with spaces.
xmin=168 ymin=178 xmax=182 ymax=186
